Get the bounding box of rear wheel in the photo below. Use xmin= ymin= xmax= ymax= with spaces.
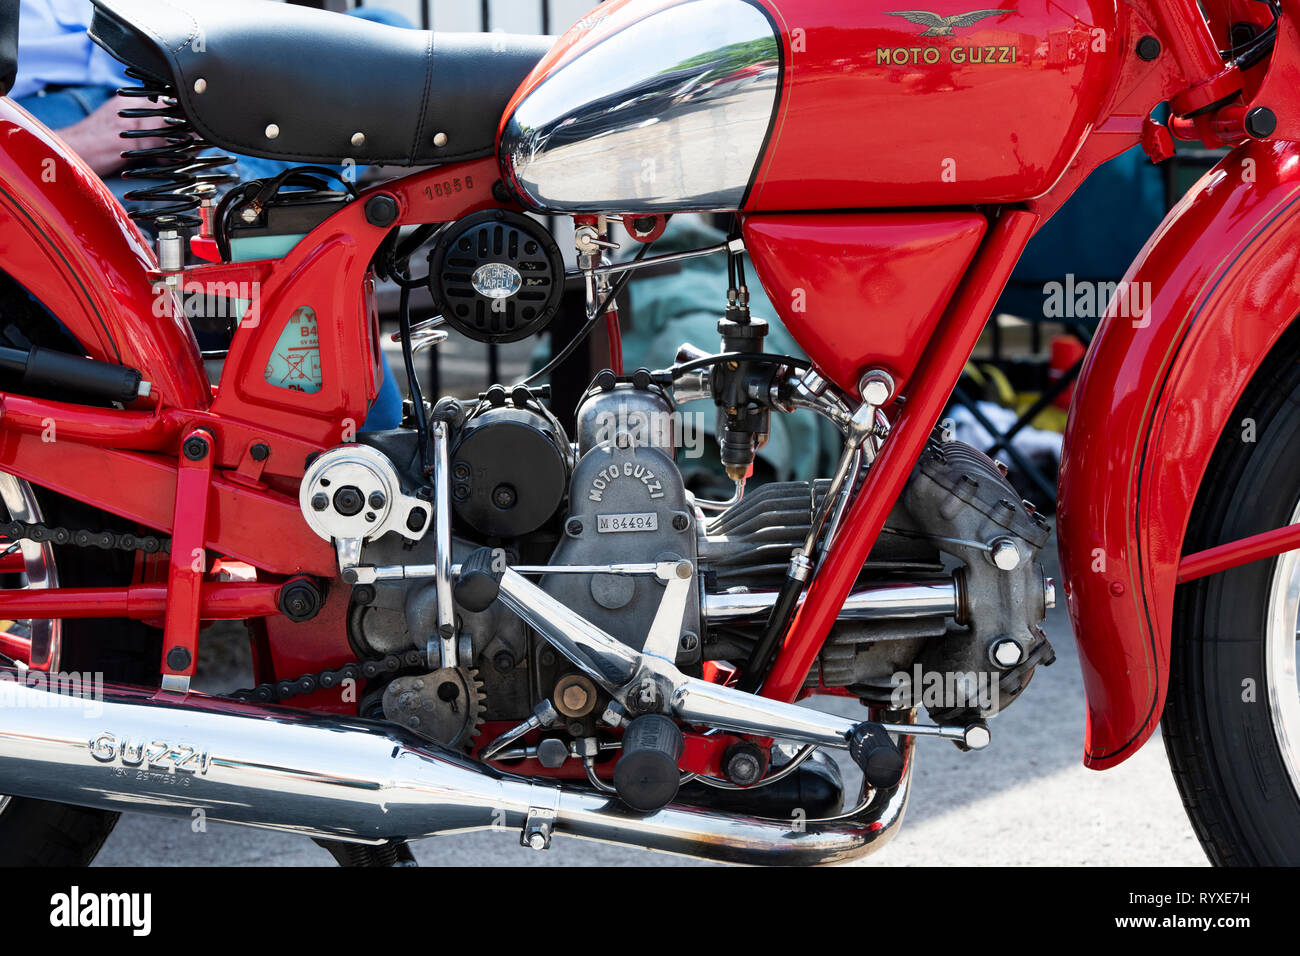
xmin=1165 ymin=322 xmax=1300 ymax=864
xmin=0 ymin=479 xmax=159 ymax=866
xmin=0 ymin=273 xmax=162 ymax=864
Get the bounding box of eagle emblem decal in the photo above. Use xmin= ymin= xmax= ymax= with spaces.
xmin=886 ymin=9 xmax=1008 ymax=36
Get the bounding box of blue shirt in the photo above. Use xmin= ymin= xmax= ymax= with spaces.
xmin=11 ymin=0 xmax=128 ymax=99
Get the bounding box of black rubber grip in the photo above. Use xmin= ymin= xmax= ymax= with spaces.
xmin=848 ymin=721 xmax=904 ymax=789
xmin=614 ymin=714 xmax=684 ymax=812
xmin=453 ymin=546 xmax=503 ymax=612
xmin=0 ymin=345 xmax=142 ymax=404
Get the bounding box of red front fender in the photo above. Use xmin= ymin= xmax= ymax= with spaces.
xmin=0 ymin=97 xmax=210 ymax=409
xmin=1059 ymin=138 xmax=1300 ymax=769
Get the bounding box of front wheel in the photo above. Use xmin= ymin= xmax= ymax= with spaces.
xmin=1165 ymin=322 xmax=1300 ymax=864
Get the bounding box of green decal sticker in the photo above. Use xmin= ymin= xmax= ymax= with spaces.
xmin=264 ymin=306 xmax=322 ymax=393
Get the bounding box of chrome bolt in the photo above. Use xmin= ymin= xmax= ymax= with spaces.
xmin=433 ymin=131 xmax=449 ymax=147
xmin=990 ymin=538 xmax=1020 ymax=571
xmin=858 ymin=369 xmax=895 ymax=407
xmin=193 ymin=78 xmax=207 ymax=94
xmin=963 ymin=724 xmax=991 ymax=750
xmin=351 ymin=131 xmax=366 ymax=147
xmin=990 ymin=638 xmax=1023 ymax=668
xmin=527 ymin=832 xmax=547 ymax=851
xmin=264 ymin=123 xmax=280 ymax=140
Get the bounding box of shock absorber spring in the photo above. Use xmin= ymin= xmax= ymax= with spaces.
xmin=116 ymin=68 xmax=235 ymax=228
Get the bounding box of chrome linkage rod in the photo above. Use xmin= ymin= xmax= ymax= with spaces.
xmin=482 ymin=557 xmax=989 ymax=754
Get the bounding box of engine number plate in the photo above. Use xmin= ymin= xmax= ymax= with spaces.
xmin=596 ymin=512 xmax=659 ymax=533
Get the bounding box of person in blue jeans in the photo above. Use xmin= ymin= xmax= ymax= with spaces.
xmin=10 ymin=0 xmax=404 ymax=429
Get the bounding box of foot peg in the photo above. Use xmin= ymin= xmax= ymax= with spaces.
xmin=613 ymin=714 xmax=684 ymax=812
xmin=848 ymin=721 xmax=905 ymax=789
xmin=455 ymin=547 xmax=503 ymax=612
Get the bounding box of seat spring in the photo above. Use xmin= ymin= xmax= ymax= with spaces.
xmin=116 ymin=68 xmax=236 ymax=228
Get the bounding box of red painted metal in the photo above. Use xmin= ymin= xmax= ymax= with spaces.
xmin=0 ymin=431 xmax=335 ymax=577
xmin=0 ymin=628 xmax=29 ymax=663
xmin=1245 ymin=0 xmax=1300 ymax=141
xmin=1179 ymin=524 xmax=1300 ymax=583
xmin=0 ymin=0 xmax=1292 ymax=781
xmin=0 ymin=582 xmax=282 ymax=620
xmin=742 ymin=212 xmax=987 ymax=396
xmin=162 ymin=428 xmax=215 ymax=681
xmin=762 ymin=209 xmax=1039 ymax=702
xmin=745 ymin=0 xmax=1119 ymax=210
xmin=1058 ymin=137 xmax=1300 ymax=769
xmin=0 ymin=99 xmax=210 ymax=409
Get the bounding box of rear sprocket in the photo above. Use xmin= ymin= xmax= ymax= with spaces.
xmin=382 ymin=666 xmax=487 ymax=749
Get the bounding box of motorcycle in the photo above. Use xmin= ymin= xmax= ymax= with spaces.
xmin=0 ymin=0 xmax=1296 ymax=867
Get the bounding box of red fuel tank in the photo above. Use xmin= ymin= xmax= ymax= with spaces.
xmin=748 ymin=0 xmax=1120 ymax=210
xmin=499 ymin=0 xmax=1120 ymax=215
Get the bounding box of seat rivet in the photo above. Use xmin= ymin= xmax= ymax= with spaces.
xmin=193 ymin=78 xmax=207 ymax=94
xmin=351 ymin=131 xmax=366 ymax=147
xmin=433 ymin=131 xmax=448 ymax=147
xmin=265 ymin=123 xmax=280 ymax=140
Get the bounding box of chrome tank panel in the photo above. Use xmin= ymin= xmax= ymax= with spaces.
xmin=499 ymin=0 xmax=780 ymax=213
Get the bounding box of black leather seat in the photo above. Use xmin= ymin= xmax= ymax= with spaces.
xmin=88 ymin=0 xmax=552 ymax=166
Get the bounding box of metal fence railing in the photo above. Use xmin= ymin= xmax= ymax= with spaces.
xmin=294 ymin=0 xmax=595 ymax=35
xmin=290 ymin=0 xmax=597 ymax=398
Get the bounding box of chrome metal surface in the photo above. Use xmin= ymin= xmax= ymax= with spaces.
xmin=804 ymin=388 xmax=890 ymax=563
xmin=389 ymin=315 xmax=444 ymax=343
xmin=430 ymin=422 xmax=457 ymax=667
xmin=572 ymin=241 xmax=738 ymax=281
xmin=500 ymin=0 xmax=780 ymax=213
xmin=642 ymin=561 xmax=695 ymax=663
xmin=481 ymin=701 xmax=560 ymax=761
xmin=1266 ymin=496 xmax=1300 ymax=800
xmin=779 ymin=370 xmax=855 ymax=433
xmin=0 ymin=472 xmax=56 ymax=821
xmin=990 ymin=538 xmax=1021 ymax=571
xmin=0 ymin=473 xmax=59 ymax=671
xmin=702 ymin=578 xmax=960 ymax=624
xmin=693 ymin=478 xmax=746 ymax=512
xmin=494 ymin=568 xmax=872 ymax=751
xmin=298 ymin=445 xmax=431 ymax=548
xmin=0 ymin=673 xmax=912 ymax=865
xmin=348 ymin=561 xmax=665 ymax=586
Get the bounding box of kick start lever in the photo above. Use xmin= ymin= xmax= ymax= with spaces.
xmin=453 ymin=548 xmax=990 ymax=787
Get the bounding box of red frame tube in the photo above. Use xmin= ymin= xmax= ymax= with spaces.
xmin=1179 ymin=523 xmax=1300 ymax=583
xmin=0 ymin=582 xmax=282 ymax=621
xmin=761 ymin=210 xmax=1039 ymax=702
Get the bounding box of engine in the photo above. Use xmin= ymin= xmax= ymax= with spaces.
xmin=305 ymin=383 xmax=1053 ymax=752
xmin=294 ymin=211 xmax=1056 ymax=814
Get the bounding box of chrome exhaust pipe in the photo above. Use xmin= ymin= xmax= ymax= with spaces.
xmin=0 ymin=672 xmax=911 ymax=865
xmin=703 ymin=576 xmax=961 ymax=624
